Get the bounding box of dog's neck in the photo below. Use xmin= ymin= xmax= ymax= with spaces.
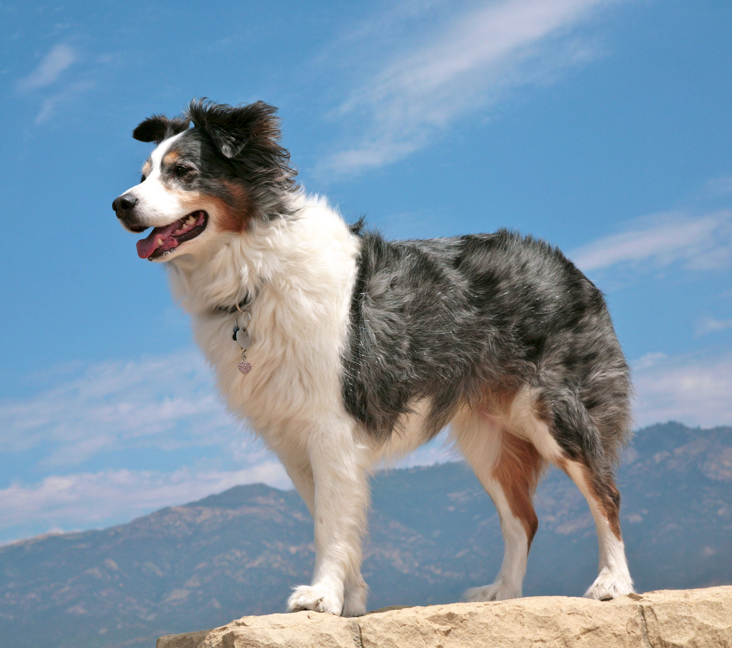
xmin=214 ymin=293 xmax=255 ymax=315
xmin=167 ymin=216 xmax=289 ymax=316
xmin=166 ymin=194 xmax=360 ymax=318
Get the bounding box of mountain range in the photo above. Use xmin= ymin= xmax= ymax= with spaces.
xmin=0 ymin=421 xmax=730 ymax=648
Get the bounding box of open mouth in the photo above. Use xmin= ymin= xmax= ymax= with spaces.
xmin=136 ymin=211 xmax=208 ymax=260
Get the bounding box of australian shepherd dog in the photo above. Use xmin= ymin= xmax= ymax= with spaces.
xmin=113 ymin=100 xmax=634 ymax=616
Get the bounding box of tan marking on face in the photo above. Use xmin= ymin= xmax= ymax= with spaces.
xmin=176 ymin=189 xmax=204 ymax=210
xmin=165 ymin=184 xmax=253 ymax=234
xmin=216 ymin=181 xmax=254 ymax=233
xmin=142 ymin=160 xmax=151 ymax=176
xmin=492 ymin=431 xmax=544 ymax=547
xmin=163 ymin=150 xmax=180 ymax=167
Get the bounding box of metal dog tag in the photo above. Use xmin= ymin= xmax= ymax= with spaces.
xmin=235 ymin=328 xmax=252 ymax=349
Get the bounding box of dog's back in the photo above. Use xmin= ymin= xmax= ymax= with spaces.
xmin=345 ymin=228 xmax=631 ymax=458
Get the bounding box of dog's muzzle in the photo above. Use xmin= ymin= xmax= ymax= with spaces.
xmin=113 ymin=193 xmax=146 ymax=232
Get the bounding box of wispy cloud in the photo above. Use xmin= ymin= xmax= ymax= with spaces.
xmin=33 ymin=79 xmax=94 ymax=125
xmin=17 ymin=43 xmax=77 ymax=92
xmin=571 ymin=210 xmax=732 ymax=274
xmin=0 ymin=346 xmax=467 ymax=543
xmin=1 ymin=349 xmax=242 ymax=467
xmin=3 ymin=341 xmax=732 ymax=544
xmin=632 ymin=351 xmax=732 ymax=429
xmin=704 ymin=175 xmax=732 ymax=197
xmin=0 ymin=463 xmax=290 ymax=545
xmin=15 ymin=42 xmax=100 ymax=124
xmin=696 ymin=317 xmax=732 ymax=336
xmin=324 ymin=0 xmax=616 ymax=173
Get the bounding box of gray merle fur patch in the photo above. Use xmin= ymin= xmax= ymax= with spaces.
xmin=341 ymin=227 xmax=631 ymax=475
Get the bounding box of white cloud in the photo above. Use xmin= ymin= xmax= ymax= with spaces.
xmin=696 ymin=317 xmax=732 ymax=336
xmin=324 ymin=0 xmax=615 ymax=173
xmin=570 ymin=210 xmax=732 ymax=274
xmin=704 ymin=175 xmax=732 ymax=196
xmin=632 ymin=350 xmax=732 ymax=429
xmin=0 ymin=346 xmax=469 ymax=543
xmin=4 ymin=340 xmax=730 ymax=544
xmin=0 ymin=348 xmax=242 ymax=466
xmin=15 ymin=42 xmax=100 ymax=123
xmin=0 ymin=463 xmax=291 ymax=545
xmin=631 ymin=352 xmax=668 ymax=372
xmin=33 ymin=79 xmax=95 ymax=124
xmin=17 ymin=43 xmax=77 ymax=92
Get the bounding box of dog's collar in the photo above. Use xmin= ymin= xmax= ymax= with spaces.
xmin=213 ymin=277 xmax=266 ymax=315
xmin=215 ymin=293 xmax=253 ymax=315
xmin=213 ymin=288 xmax=261 ymax=376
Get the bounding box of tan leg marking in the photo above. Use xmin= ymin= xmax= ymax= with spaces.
xmin=492 ymin=432 xmax=544 ymax=547
xmin=583 ymin=468 xmax=622 ymax=541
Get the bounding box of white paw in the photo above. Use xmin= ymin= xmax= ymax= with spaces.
xmin=287 ymin=584 xmax=343 ymax=615
xmin=464 ymin=581 xmax=522 ymax=602
xmin=584 ymin=568 xmax=635 ymax=601
xmin=342 ymin=576 xmax=367 ymax=617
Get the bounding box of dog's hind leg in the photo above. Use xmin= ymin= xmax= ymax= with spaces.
xmin=562 ymin=458 xmax=633 ymax=600
xmin=453 ymin=407 xmax=545 ymax=601
xmin=529 ymin=387 xmax=634 ymax=600
xmin=285 ymin=418 xmax=372 ymax=616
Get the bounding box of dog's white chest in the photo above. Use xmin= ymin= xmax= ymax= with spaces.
xmin=191 ymin=285 xmax=351 ymax=443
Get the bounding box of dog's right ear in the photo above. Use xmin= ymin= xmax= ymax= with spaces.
xmin=132 ymin=115 xmax=190 ymax=144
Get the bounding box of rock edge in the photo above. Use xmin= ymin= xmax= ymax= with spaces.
xmin=156 ymin=586 xmax=732 ymax=648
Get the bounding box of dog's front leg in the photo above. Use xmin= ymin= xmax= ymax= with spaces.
xmin=286 ymin=423 xmax=371 ymax=616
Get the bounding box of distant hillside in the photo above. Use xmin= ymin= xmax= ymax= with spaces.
xmin=0 ymin=422 xmax=730 ymax=648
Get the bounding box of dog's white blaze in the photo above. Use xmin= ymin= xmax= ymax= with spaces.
xmin=149 ymin=132 xmax=184 ymax=173
xmin=122 ymin=133 xmax=191 ymax=229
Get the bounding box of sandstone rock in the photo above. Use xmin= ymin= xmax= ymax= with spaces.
xmin=156 ymin=586 xmax=732 ymax=648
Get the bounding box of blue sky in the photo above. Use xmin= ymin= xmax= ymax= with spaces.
xmin=1 ymin=0 xmax=731 ymax=544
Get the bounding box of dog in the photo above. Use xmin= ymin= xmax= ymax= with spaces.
xmin=113 ymin=100 xmax=634 ymax=616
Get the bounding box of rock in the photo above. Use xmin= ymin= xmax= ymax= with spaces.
xmin=156 ymin=586 xmax=732 ymax=648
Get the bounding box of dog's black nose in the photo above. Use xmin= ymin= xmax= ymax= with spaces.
xmin=113 ymin=194 xmax=137 ymax=215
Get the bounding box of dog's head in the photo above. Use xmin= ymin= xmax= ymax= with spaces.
xmin=113 ymin=100 xmax=296 ymax=262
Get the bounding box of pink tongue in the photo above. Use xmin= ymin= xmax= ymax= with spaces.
xmin=136 ymin=221 xmax=182 ymax=259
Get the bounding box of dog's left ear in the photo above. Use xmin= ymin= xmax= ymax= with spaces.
xmin=133 ymin=115 xmax=190 ymax=144
xmin=186 ymin=99 xmax=281 ymax=159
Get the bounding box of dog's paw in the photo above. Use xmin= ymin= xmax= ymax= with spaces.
xmin=464 ymin=581 xmax=521 ymax=602
xmin=287 ymin=584 xmax=343 ymax=615
xmin=584 ymin=568 xmax=634 ymax=601
xmin=342 ymin=576 xmax=367 ymax=617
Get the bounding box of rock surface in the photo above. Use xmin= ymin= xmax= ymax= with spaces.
xmin=156 ymin=586 xmax=732 ymax=648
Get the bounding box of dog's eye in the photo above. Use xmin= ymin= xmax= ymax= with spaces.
xmin=175 ymin=165 xmax=193 ymax=179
